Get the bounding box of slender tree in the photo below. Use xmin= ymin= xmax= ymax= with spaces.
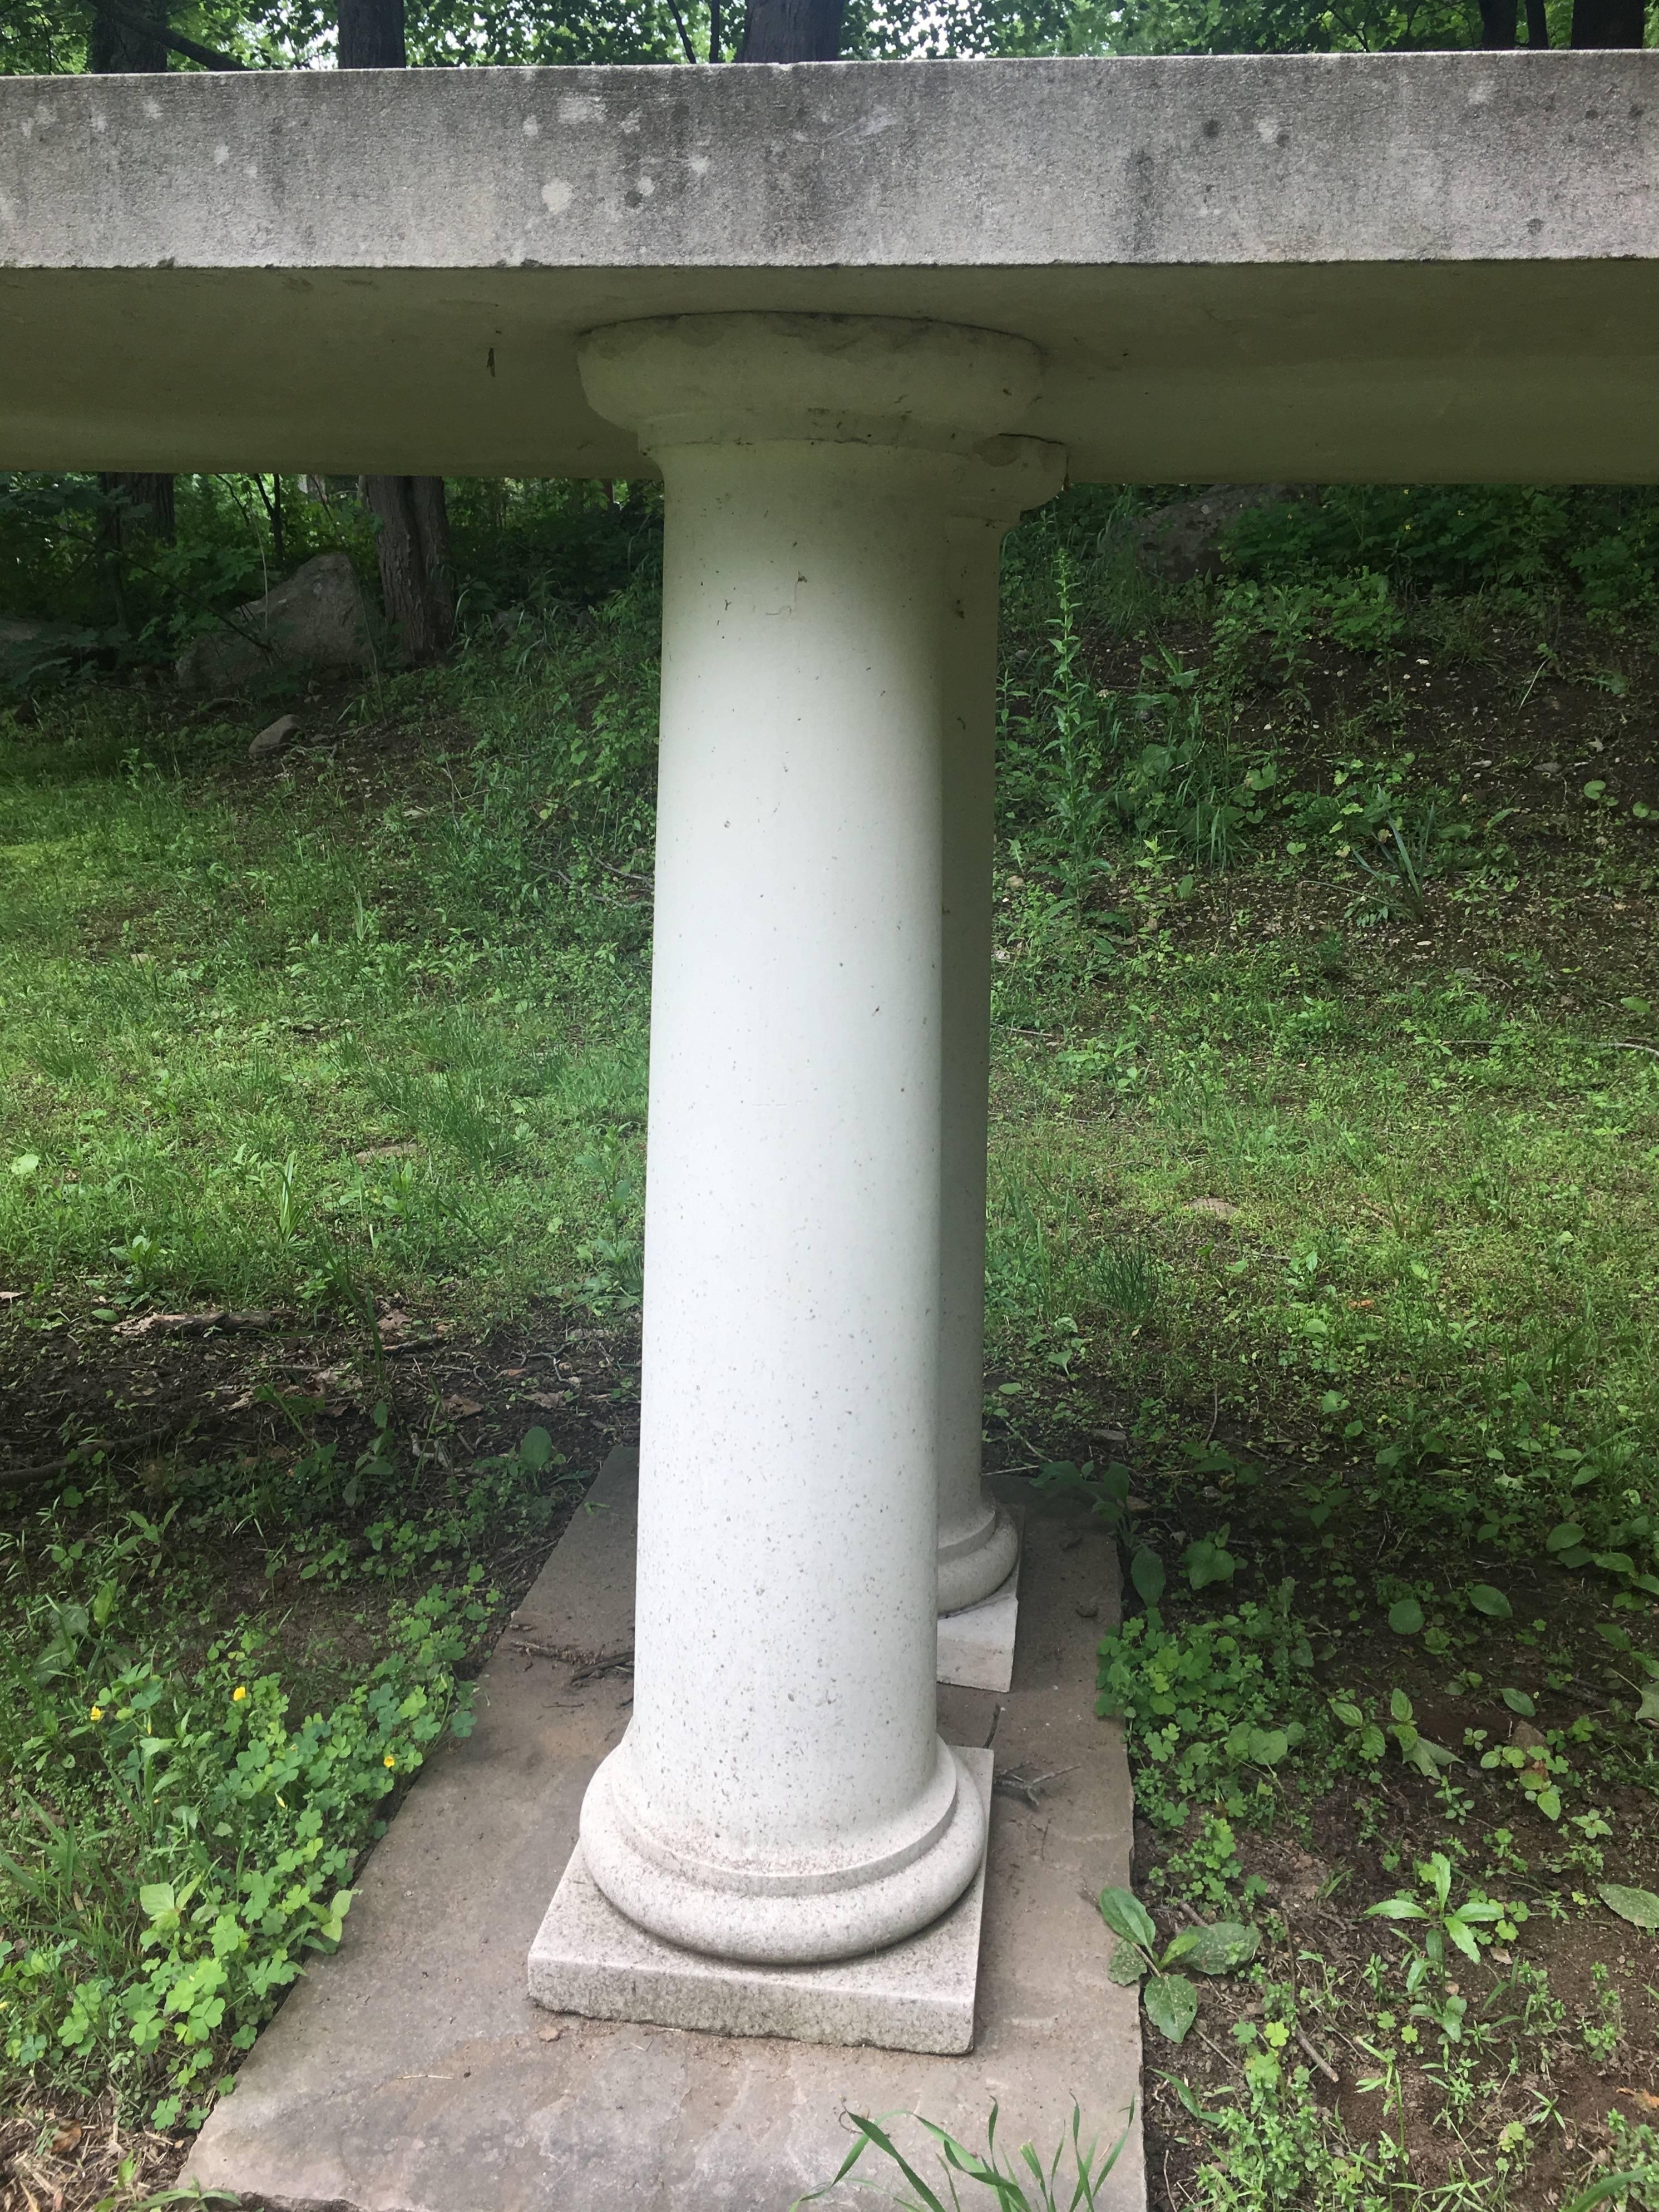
xmin=338 ymin=0 xmax=455 ymax=663
xmin=87 ymin=0 xmax=177 ymax=561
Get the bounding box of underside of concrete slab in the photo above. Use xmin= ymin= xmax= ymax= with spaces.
xmin=186 ymin=1450 xmax=1143 ymax=2212
xmin=3 ymin=53 xmax=1658 ymax=482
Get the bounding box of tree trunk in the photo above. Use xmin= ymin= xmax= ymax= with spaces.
xmin=339 ymin=0 xmax=455 ymax=661
xmin=338 ymin=0 xmax=406 ymax=68
xmin=90 ymin=0 xmax=167 ymax=71
xmin=92 ymin=0 xmax=175 ymax=592
xmin=737 ymin=0 xmax=845 ymax=60
xmin=1525 ymin=0 xmax=1550 ymax=41
xmin=1572 ymin=0 xmax=1643 ymax=41
xmin=1477 ymin=0 xmax=1518 ymax=43
xmin=364 ymin=476 xmax=453 ymax=664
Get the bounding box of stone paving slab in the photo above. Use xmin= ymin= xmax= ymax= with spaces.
xmin=187 ymin=1452 xmax=1143 ymax=2212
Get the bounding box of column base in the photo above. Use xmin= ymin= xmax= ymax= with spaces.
xmin=937 ymin=1490 xmax=1020 ymax=1617
xmin=529 ymin=1749 xmax=992 ymax=2056
xmin=936 ymin=1543 xmax=1022 ymax=1695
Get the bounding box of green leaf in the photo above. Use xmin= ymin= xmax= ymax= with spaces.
xmin=1535 ymin=1788 xmax=1562 ymax=1821
xmin=1599 ymin=1883 xmax=1659 ymax=1932
xmin=1164 ymin=1920 xmax=1260 ymax=1976
xmin=1500 ymin=1687 xmax=1535 ymax=1717
xmin=1546 ymin=1522 xmax=1584 ymax=1553
xmin=1425 ymin=1853 xmax=1452 ymax=1911
xmin=1143 ymin=1971 xmax=1199 ymax=2044
xmin=1444 ymin=1917 xmax=1483 ymax=1966
xmin=139 ymin=1883 xmax=176 ymax=1920
xmin=1367 ymin=1897 xmax=1430 ymax=1920
xmin=8 ymin=1153 xmax=38 ymax=1178
xmin=1097 ymin=1885 xmax=1157 ymax=1953
xmin=1246 ymin=1727 xmax=1289 ymax=1767
xmin=519 ymin=1425 xmax=553 ymax=1471
xmin=1635 ymin=1683 xmax=1659 ymax=1724
xmin=1331 ymin=1700 xmax=1364 ymax=1728
xmin=1108 ymin=1938 xmax=1149 ymax=1984
xmin=1388 ymin=1598 xmax=1425 ymax=1636
xmin=1468 ymin=1584 xmax=1511 ymax=1618
xmin=1389 ymin=1688 xmax=1414 ymax=1723
xmin=1130 ymin=1547 xmax=1166 ymax=1606
xmin=1593 ymin=1552 xmax=1636 ymax=1577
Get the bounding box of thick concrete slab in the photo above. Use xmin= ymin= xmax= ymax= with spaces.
xmin=4 ymin=55 xmax=1659 ymax=481
xmin=186 ymin=1449 xmax=1143 ymax=2212
xmin=528 ymin=1753 xmax=991 ymax=2054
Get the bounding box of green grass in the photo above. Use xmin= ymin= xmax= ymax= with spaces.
xmin=0 ymin=603 xmax=659 ymax=1327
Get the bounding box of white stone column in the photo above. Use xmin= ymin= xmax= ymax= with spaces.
xmin=935 ymin=452 xmax=1063 ymax=1618
xmin=570 ymin=316 xmax=1053 ymax=1967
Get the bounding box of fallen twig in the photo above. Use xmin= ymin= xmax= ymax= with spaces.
xmin=115 ymin=1308 xmax=275 ymax=1340
xmin=1295 ymin=2025 xmax=1340 ymax=2085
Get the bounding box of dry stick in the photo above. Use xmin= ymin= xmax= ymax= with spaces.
xmin=1295 ymin=2024 xmax=1340 ymax=2085
xmin=663 ymin=0 xmax=699 ymax=62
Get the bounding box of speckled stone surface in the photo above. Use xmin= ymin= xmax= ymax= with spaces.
xmin=185 ymin=1450 xmax=1144 ymax=2212
xmin=528 ymin=1751 xmax=991 ymax=2053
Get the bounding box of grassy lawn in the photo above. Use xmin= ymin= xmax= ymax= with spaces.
xmin=2 ymin=491 xmax=1658 ymax=2210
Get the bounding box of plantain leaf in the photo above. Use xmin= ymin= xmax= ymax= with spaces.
xmin=1130 ymin=1546 xmax=1166 ymax=1606
xmin=1108 ymin=1938 xmax=1151 ymax=1984
xmin=1097 ymin=1885 xmax=1157 ymax=1953
xmin=1388 ymin=1598 xmax=1424 ymax=1635
xmin=1468 ymin=1584 xmax=1511 ymax=1618
xmin=1599 ymin=1883 xmax=1659 ymax=1932
xmin=1143 ymin=1972 xmax=1199 ymax=2044
xmin=1164 ymin=1920 xmax=1260 ymax=1976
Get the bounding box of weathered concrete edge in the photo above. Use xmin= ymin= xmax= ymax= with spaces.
xmin=3 ymin=51 xmax=1657 ymax=279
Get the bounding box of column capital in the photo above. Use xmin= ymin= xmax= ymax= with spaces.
xmin=579 ymin=311 xmax=1049 ymax=462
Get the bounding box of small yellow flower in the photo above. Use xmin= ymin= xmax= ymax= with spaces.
xmin=383 ymin=1754 xmax=396 ymax=1770
xmin=89 ymin=1705 xmax=103 ymax=1722
xmin=232 ymin=1685 xmax=248 ymax=1704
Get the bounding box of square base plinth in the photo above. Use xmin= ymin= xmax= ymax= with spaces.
xmin=528 ymin=1750 xmax=991 ymax=2055
xmin=936 ymin=1543 xmax=1021 ymax=1695
xmin=186 ymin=1448 xmax=1143 ymax=2212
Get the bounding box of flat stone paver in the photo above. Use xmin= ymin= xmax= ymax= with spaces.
xmin=187 ymin=1453 xmax=1144 ymax=2212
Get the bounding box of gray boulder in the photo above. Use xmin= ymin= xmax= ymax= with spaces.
xmin=1132 ymin=485 xmax=1295 ymax=584
xmin=177 ymin=551 xmax=374 ymax=691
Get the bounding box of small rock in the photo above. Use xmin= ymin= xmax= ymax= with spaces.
xmin=1513 ymin=1721 xmax=1547 ymax=1751
xmin=1074 ymin=1598 xmax=1100 ymax=1620
xmin=538 ymin=2023 xmax=565 ymax=2043
xmin=249 ymin=713 xmax=302 ymax=760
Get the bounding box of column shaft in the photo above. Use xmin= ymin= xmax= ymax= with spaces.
xmin=581 ymin=438 xmax=984 ymax=1961
xmin=936 ymin=519 xmax=1021 ymax=1616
